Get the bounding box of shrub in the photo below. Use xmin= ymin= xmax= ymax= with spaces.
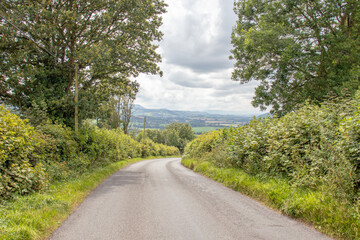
xmin=1 ymin=104 xmax=179 ymax=199
xmin=184 ymin=93 xmax=360 ymax=201
xmin=0 ymin=105 xmax=47 ymax=198
xmin=227 ymin=118 xmax=270 ymax=174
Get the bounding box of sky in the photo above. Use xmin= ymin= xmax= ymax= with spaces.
xmin=134 ymin=0 xmax=262 ymax=116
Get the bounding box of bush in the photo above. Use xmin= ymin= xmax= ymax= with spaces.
xmin=0 ymin=105 xmax=47 ymax=198
xmin=184 ymin=94 xmax=360 ymax=201
xmin=138 ymin=138 xmax=179 ymax=157
xmin=137 ymin=123 xmax=195 ymax=153
xmin=227 ymin=118 xmax=270 ymax=174
xmin=78 ymin=125 xmax=141 ymax=166
xmin=39 ymin=123 xmax=178 ymax=181
xmin=0 ymin=104 xmax=179 ymax=199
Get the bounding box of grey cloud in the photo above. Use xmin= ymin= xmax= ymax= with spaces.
xmin=169 ymin=71 xmax=213 ymax=89
xmin=135 ymin=1 xmax=261 ymax=115
xmin=215 ymin=80 xmax=259 ymax=91
xmin=161 ymin=0 xmax=236 ymax=73
xmin=211 ymin=80 xmax=259 ymax=97
xmin=211 ymin=89 xmax=238 ymax=98
xmin=167 ymin=56 xmax=232 ymax=73
xmin=211 ymin=89 xmax=254 ymax=98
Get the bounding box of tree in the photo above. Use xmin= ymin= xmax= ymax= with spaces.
xmin=230 ymin=0 xmax=360 ymax=115
xmin=119 ymin=89 xmax=136 ymax=135
xmin=0 ymin=0 xmax=166 ymax=125
xmin=108 ymin=81 xmax=138 ymax=134
xmin=136 ymin=123 xmax=195 ymax=153
xmin=136 ymin=129 xmax=165 ymax=143
xmin=164 ymin=123 xmax=195 ymax=153
xmin=147 ymin=129 xmax=166 ymax=144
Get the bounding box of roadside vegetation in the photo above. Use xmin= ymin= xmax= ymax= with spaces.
xmin=182 ymin=94 xmax=360 ymax=239
xmin=136 ymin=123 xmax=196 ymax=153
xmin=181 ymin=2 xmax=358 ymax=238
xmin=0 ymin=105 xmax=179 ymax=239
xmin=0 ymin=156 xmax=172 ymax=240
xmin=0 ymin=2 xmax=180 ymax=239
xmin=0 ymin=105 xmax=179 ymax=199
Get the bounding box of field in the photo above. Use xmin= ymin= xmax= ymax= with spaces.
xmin=131 ymin=105 xmax=252 ymax=130
xmin=192 ymin=127 xmax=225 ymax=134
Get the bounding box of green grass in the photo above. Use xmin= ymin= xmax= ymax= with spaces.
xmin=193 ymin=127 xmax=225 ymax=134
xmin=182 ymin=158 xmax=360 ymax=240
xmin=0 ymin=156 xmax=178 ymax=240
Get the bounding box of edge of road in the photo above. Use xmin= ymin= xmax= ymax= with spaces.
xmin=181 ymin=158 xmax=355 ymax=240
xmin=0 ymin=156 xmax=179 ymax=240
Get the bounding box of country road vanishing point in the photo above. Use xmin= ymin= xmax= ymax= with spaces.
xmin=50 ymin=158 xmax=331 ymax=240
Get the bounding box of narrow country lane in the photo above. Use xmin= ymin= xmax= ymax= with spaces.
xmin=50 ymin=158 xmax=331 ymax=240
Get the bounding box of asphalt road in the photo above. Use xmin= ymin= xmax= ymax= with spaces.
xmin=50 ymin=158 xmax=331 ymax=240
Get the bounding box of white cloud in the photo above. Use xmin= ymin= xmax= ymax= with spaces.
xmin=134 ymin=0 xmax=263 ymax=116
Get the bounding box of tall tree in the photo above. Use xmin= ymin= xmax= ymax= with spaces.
xmin=107 ymin=80 xmax=138 ymax=133
xmin=230 ymin=0 xmax=360 ymax=115
xmin=118 ymin=90 xmax=136 ymax=135
xmin=0 ymin=0 xmax=166 ymax=125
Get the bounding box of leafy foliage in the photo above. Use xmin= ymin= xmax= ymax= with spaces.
xmin=138 ymin=138 xmax=179 ymax=158
xmin=184 ymin=94 xmax=360 ymax=201
xmin=184 ymin=95 xmax=360 ymax=238
xmin=0 ymin=105 xmax=47 ymax=199
xmin=137 ymin=123 xmax=196 ymax=153
xmin=0 ymin=104 xmax=179 ymax=199
xmin=0 ymin=0 xmax=166 ymax=125
xmin=231 ymin=0 xmax=360 ymax=115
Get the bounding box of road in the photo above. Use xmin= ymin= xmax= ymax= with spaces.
xmin=50 ymin=158 xmax=331 ymax=240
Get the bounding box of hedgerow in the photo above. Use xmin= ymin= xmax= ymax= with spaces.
xmin=0 ymin=105 xmax=47 ymax=199
xmin=184 ymin=93 xmax=360 ymax=201
xmin=0 ymin=105 xmax=179 ymax=199
xmin=183 ymin=95 xmax=360 ymax=239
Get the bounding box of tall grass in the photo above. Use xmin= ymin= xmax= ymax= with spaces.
xmin=182 ymin=159 xmax=360 ymax=240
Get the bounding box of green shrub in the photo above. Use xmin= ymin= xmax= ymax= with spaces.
xmin=1 ymin=104 xmax=179 ymax=199
xmin=184 ymin=93 xmax=360 ymax=201
xmin=137 ymin=137 xmax=180 ymax=158
xmin=79 ymin=125 xmax=137 ymax=165
xmin=0 ymin=105 xmax=47 ymax=198
xmin=227 ymin=118 xmax=270 ymax=174
xmin=184 ymin=129 xmax=223 ymax=157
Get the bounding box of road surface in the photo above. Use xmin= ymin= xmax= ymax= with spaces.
xmin=50 ymin=158 xmax=331 ymax=240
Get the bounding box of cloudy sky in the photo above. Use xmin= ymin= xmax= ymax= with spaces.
xmin=134 ymin=0 xmax=262 ymax=116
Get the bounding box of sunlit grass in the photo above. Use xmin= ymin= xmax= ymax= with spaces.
xmin=182 ymin=158 xmax=360 ymax=240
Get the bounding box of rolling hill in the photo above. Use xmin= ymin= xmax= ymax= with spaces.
xmin=131 ymin=105 xmax=261 ymax=134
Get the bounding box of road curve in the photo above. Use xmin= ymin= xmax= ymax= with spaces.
xmin=50 ymin=158 xmax=331 ymax=240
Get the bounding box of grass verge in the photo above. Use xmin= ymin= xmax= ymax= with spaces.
xmin=0 ymin=156 xmax=179 ymax=240
xmin=182 ymin=158 xmax=360 ymax=240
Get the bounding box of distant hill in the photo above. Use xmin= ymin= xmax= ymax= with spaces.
xmin=131 ymin=105 xmax=261 ymax=134
xmin=254 ymin=113 xmax=272 ymax=119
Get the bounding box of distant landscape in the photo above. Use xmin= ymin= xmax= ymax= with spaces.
xmin=130 ymin=105 xmax=263 ymax=134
